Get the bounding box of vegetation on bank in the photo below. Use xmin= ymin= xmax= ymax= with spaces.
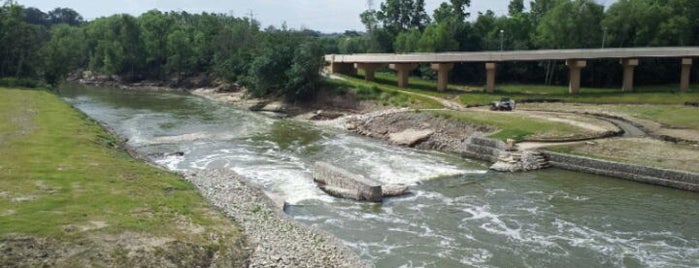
xmin=1 ymin=2 xmax=324 ymax=101
xmin=521 ymin=103 xmax=699 ymax=132
xmin=336 ymin=71 xmax=699 ymax=106
xmin=0 ymin=88 xmax=247 ymax=266
xmin=429 ymin=110 xmax=596 ymax=141
xmin=3 ymin=0 xmax=698 ymax=102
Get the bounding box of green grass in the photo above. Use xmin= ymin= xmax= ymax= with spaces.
xmin=613 ymin=105 xmax=699 ymax=130
xmin=0 ymin=88 xmax=245 ymax=262
xmin=326 ymin=76 xmax=443 ymax=108
xmin=339 ymin=70 xmax=699 ymax=106
xmin=429 ymin=110 xmax=594 ymax=141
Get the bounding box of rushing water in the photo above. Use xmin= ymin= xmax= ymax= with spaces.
xmin=60 ymin=86 xmax=699 ymax=268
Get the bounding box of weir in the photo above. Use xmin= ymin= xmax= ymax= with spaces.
xmin=325 ymin=47 xmax=698 ymax=93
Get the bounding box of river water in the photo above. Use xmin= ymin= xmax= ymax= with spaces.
xmin=60 ymin=86 xmax=699 ymax=268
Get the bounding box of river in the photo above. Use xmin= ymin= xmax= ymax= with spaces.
xmin=59 ymin=85 xmax=699 ymax=268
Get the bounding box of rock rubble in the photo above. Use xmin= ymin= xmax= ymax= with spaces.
xmin=183 ymin=169 xmax=367 ymax=268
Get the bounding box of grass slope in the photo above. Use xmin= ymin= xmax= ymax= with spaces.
xmin=429 ymin=110 xmax=594 ymax=141
xmin=0 ymin=88 xmax=246 ymax=266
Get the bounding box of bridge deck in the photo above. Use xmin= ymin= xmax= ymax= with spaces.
xmin=325 ymin=47 xmax=699 ymax=63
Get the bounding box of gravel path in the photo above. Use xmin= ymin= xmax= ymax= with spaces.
xmin=183 ymin=169 xmax=367 ymax=268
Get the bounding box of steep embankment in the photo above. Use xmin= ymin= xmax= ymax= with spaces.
xmin=0 ymin=88 xmax=248 ymax=267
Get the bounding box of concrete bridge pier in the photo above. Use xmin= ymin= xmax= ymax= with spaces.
xmin=355 ymin=63 xmax=385 ymax=82
xmin=390 ymin=63 xmax=418 ymax=88
xmin=330 ymin=62 xmax=356 ymax=76
xmin=430 ymin=63 xmax=454 ymax=91
xmin=681 ymin=58 xmax=692 ymax=92
xmin=621 ymin=59 xmax=639 ymax=92
xmin=486 ymin=63 xmax=497 ymax=93
xmin=566 ymin=59 xmax=587 ymax=94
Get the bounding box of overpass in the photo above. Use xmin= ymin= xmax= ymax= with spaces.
xmin=325 ymin=47 xmax=699 ymax=93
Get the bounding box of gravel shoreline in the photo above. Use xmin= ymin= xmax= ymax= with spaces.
xmin=183 ymin=169 xmax=367 ymax=268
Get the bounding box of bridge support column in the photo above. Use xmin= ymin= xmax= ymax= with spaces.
xmin=485 ymin=63 xmax=497 ymax=93
xmin=566 ymin=59 xmax=587 ymax=94
xmin=354 ymin=63 xmax=385 ymax=82
xmin=389 ymin=63 xmax=418 ymax=88
xmin=681 ymin=58 xmax=692 ymax=92
xmin=621 ymin=59 xmax=639 ymax=92
xmin=329 ymin=62 xmax=356 ymax=76
xmin=430 ymin=63 xmax=454 ymax=91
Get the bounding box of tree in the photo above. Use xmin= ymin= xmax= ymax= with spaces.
xmin=418 ymin=22 xmax=459 ymax=52
xmin=22 ymin=7 xmax=48 ymax=26
xmin=535 ymin=0 xmax=604 ymax=49
xmin=285 ymin=41 xmax=324 ymax=101
xmin=41 ymin=24 xmax=86 ymax=85
xmin=376 ymin=0 xmax=430 ymax=35
xmin=138 ymin=10 xmax=173 ymax=77
xmin=47 ymin=7 xmax=83 ymax=26
xmin=508 ymin=0 xmax=525 ymax=16
xmin=602 ymin=0 xmax=694 ymax=47
xmin=165 ymin=27 xmax=194 ymax=78
xmin=394 ymin=29 xmax=421 ymax=52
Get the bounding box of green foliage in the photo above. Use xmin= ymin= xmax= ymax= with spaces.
xmin=394 ymin=29 xmax=422 ymax=53
xmin=535 ymin=0 xmax=604 ymax=49
xmin=285 ymin=41 xmax=324 ymax=101
xmin=0 ymin=77 xmax=40 ymax=88
xmin=41 ymin=24 xmax=86 ymax=85
xmin=376 ymin=0 xmax=431 ymax=35
xmin=418 ymin=23 xmax=459 ymax=52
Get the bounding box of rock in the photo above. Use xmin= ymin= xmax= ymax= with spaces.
xmin=382 ymin=184 xmax=410 ymax=197
xmin=490 ymin=151 xmax=550 ymax=172
xmin=310 ymin=110 xmax=345 ymax=121
xmin=490 ymin=161 xmax=517 ymax=172
xmin=388 ymin=129 xmax=435 ymax=147
xmin=261 ymin=101 xmax=286 ymax=113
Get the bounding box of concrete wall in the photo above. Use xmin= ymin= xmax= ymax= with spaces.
xmin=460 ymin=136 xmax=505 ymax=163
xmin=313 ymin=162 xmax=383 ymax=202
xmin=545 ymin=152 xmax=699 ymax=192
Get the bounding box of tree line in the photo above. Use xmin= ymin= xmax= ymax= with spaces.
xmin=322 ymin=0 xmax=698 ymax=87
xmin=1 ymin=0 xmax=697 ymax=98
xmin=0 ymin=1 xmax=323 ymax=101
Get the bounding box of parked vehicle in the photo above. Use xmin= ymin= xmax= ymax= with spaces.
xmin=490 ymin=97 xmax=516 ymax=111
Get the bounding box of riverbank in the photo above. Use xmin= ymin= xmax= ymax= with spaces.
xmin=0 ymin=88 xmax=247 ymax=266
xmin=183 ymin=169 xmax=365 ymax=267
xmin=0 ymin=87 xmax=366 ymax=267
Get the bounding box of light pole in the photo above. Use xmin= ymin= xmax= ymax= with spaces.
xmin=500 ymin=29 xmax=505 ymax=51
xmin=602 ymin=27 xmax=607 ymax=48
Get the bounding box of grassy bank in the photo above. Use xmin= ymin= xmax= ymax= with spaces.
xmin=521 ymin=103 xmax=699 ymax=131
xmin=340 ymin=71 xmax=699 ymax=106
xmin=0 ymin=88 xmax=247 ymax=266
xmin=429 ymin=110 xmax=598 ymax=141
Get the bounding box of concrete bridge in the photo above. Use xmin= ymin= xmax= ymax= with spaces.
xmin=325 ymin=47 xmax=699 ymax=93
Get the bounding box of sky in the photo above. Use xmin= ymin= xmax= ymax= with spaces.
xmin=16 ymin=0 xmax=616 ymax=33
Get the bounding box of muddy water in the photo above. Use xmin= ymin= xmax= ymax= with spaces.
xmin=60 ymin=86 xmax=699 ymax=268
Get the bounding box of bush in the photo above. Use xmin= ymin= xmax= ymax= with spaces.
xmin=0 ymin=77 xmax=41 ymax=88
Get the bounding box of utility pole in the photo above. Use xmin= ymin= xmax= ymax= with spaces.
xmin=247 ymin=10 xmax=256 ymax=26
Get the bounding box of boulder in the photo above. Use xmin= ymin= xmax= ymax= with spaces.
xmin=388 ymin=129 xmax=434 ymax=146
